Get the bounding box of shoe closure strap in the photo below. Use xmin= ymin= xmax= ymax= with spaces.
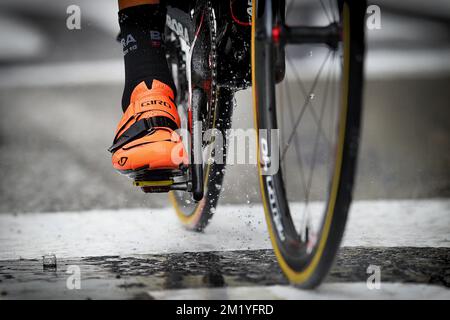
xmin=114 ymin=94 xmax=178 ymax=141
xmin=108 ymin=116 xmax=179 ymax=153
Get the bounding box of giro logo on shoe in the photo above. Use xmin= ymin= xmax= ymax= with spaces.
xmin=141 ymin=100 xmax=171 ymax=108
xmin=118 ymin=157 xmax=128 ymax=166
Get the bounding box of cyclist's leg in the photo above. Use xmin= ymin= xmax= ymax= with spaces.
xmin=110 ymin=0 xmax=188 ymax=179
xmin=118 ymin=0 xmax=175 ymax=110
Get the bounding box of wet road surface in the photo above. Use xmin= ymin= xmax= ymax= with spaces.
xmin=1 ymin=247 xmax=449 ymax=299
xmin=0 ymin=197 xmax=448 ymax=299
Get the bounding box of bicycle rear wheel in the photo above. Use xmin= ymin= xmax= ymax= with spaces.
xmin=252 ymin=0 xmax=365 ymax=287
xmin=166 ymin=5 xmax=234 ymax=231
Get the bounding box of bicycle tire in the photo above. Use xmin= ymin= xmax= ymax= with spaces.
xmin=252 ymin=0 xmax=366 ymax=287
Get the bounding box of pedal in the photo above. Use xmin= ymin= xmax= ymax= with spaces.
xmin=133 ymin=180 xmax=173 ymax=193
xmin=132 ymin=169 xmax=188 ymax=193
xmin=133 ymin=180 xmax=173 ymax=187
xmin=134 ymin=179 xmax=173 ymax=193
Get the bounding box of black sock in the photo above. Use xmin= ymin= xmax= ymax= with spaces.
xmin=118 ymin=4 xmax=175 ymax=111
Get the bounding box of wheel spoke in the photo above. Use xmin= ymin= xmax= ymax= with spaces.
xmin=328 ymin=0 xmax=339 ymax=23
xmin=300 ymin=53 xmax=334 ymax=232
xmin=286 ymin=56 xmax=332 ymax=149
xmin=281 ymin=50 xmax=332 ymax=161
xmin=305 ymin=51 xmax=334 ymax=200
xmin=319 ymin=0 xmax=333 ymax=24
xmin=282 ymin=75 xmax=308 ymax=198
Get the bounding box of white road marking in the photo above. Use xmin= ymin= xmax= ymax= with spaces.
xmin=0 ymin=199 xmax=448 ymax=261
xmin=148 ymin=282 xmax=450 ymax=300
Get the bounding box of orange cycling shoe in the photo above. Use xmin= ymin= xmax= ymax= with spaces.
xmin=108 ymin=79 xmax=188 ymax=182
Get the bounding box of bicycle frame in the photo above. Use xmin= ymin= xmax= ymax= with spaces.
xmin=165 ymin=0 xmax=252 ymax=199
xmin=166 ymin=0 xmax=252 ymax=91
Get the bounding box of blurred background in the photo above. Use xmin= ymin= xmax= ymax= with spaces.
xmin=0 ymin=0 xmax=449 ymax=214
